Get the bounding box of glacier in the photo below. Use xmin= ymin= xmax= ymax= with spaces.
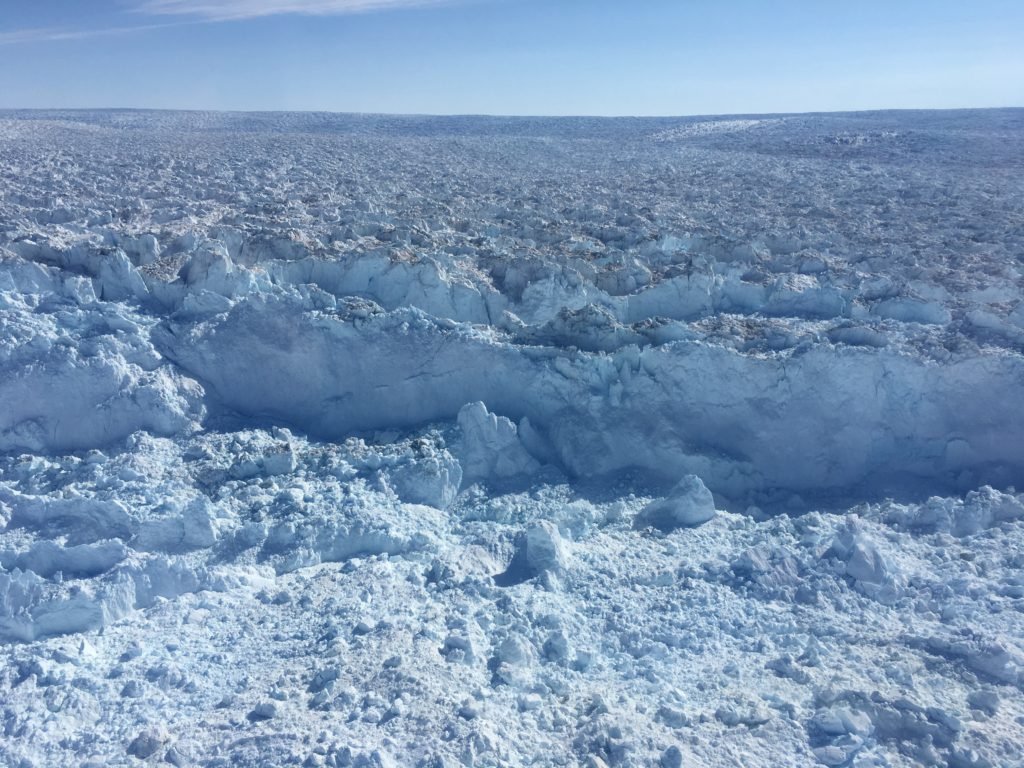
xmin=0 ymin=108 xmax=1023 ymax=767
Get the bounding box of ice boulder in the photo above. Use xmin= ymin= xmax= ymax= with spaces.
xmin=496 ymin=520 xmax=569 ymax=585
xmin=387 ymin=451 xmax=463 ymax=509
xmin=94 ymin=249 xmax=150 ymax=302
xmin=521 ymin=520 xmax=569 ymax=576
xmin=828 ymin=520 xmax=902 ymax=603
xmin=179 ymin=243 xmax=234 ymax=291
xmin=127 ymin=728 xmax=169 ymax=759
xmin=843 ymin=538 xmax=888 ymax=585
xmin=134 ymin=496 xmax=219 ymax=554
xmin=871 ymin=297 xmax=950 ymax=325
xmin=118 ymin=233 xmax=160 ymax=266
xmin=457 ymin=402 xmax=541 ymax=486
xmin=634 ymin=475 xmax=716 ymax=530
xmin=954 ymin=486 xmax=1024 ymax=537
xmin=262 ymin=428 xmax=298 ymax=476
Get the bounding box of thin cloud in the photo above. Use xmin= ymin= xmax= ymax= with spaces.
xmin=0 ymin=21 xmax=189 ymax=46
xmin=0 ymin=1 xmax=462 ymax=47
xmin=136 ymin=0 xmax=461 ymax=21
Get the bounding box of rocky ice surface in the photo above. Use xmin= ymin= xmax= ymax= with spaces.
xmin=0 ymin=108 xmax=1023 ymax=767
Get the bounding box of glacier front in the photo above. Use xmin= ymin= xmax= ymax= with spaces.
xmin=0 ymin=109 xmax=1022 ymax=767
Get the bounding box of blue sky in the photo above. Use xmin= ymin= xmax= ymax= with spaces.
xmin=0 ymin=0 xmax=1021 ymax=115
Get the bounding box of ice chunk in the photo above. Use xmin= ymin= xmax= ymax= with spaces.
xmin=127 ymin=728 xmax=168 ymax=759
xmin=387 ymin=451 xmax=462 ymax=509
xmin=457 ymin=401 xmax=540 ymax=486
xmin=496 ymin=520 xmax=569 ymax=586
xmin=3 ymin=540 xmax=128 ymax=579
xmin=872 ymin=298 xmax=950 ymax=325
xmin=134 ymin=497 xmax=219 ymax=554
xmin=520 ymin=520 xmax=569 ymax=576
xmin=844 ymin=538 xmax=888 ymax=585
xmin=635 ymin=475 xmax=716 ymax=530
xmin=661 ymin=746 xmax=684 ymax=768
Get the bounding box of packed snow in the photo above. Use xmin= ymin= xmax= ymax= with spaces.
xmin=0 ymin=108 xmax=1023 ymax=767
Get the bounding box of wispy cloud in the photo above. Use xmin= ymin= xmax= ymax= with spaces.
xmin=136 ymin=0 xmax=462 ymax=21
xmin=0 ymin=21 xmax=189 ymax=47
xmin=0 ymin=0 xmax=463 ymax=47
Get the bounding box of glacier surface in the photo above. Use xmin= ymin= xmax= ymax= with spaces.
xmin=0 ymin=108 xmax=1023 ymax=767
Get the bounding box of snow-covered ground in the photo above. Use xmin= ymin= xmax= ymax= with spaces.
xmin=0 ymin=108 xmax=1022 ymax=767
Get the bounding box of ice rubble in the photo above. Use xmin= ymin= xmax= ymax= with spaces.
xmin=0 ymin=109 xmax=1023 ymax=767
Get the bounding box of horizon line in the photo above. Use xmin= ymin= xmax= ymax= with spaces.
xmin=0 ymin=104 xmax=1021 ymax=120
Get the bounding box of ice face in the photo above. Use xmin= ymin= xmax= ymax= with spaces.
xmin=0 ymin=109 xmax=1023 ymax=767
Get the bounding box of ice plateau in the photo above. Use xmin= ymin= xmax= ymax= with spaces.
xmin=0 ymin=108 xmax=1023 ymax=767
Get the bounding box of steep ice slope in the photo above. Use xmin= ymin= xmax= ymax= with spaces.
xmin=154 ymin=290 xmax=1024 ymax=503
xmin=1 ymin=109 xmax=1023 ymax=767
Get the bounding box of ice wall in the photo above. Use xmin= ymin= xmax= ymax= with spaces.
xmin=154 ymin=291 xmax=1024 ymax=506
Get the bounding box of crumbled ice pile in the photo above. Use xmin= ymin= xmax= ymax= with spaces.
xmin=1 ymin=109 xmax=1023 ymax=767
